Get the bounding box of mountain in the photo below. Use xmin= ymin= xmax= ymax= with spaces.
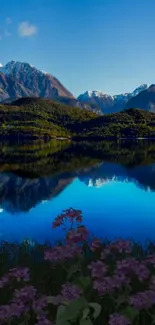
xmin=0 ymin=60 xmax=151 ymax=114
xmin=0 ymin=98 xmax=155 ymax=139
xmin=78 ymin=90 xmax=114 ymax=114
xmin=125 ymin=84 xmax=155 ymax=112
xmin=78 ymin=84 xmax=149 ymax=114
xmin=0 ymin=60 xmax=74 ymax=102
xmin=0 ymin=71 xmax=31 ymax=102
xmin=0 ymin=61 xmax=99 ymax=112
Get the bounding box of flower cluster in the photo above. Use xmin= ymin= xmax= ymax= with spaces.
xmin=144 ymin=254 xmax=155 ymax=267
xmin=66 ymin=226 xmax=89 ymax=244
xmin=12 ymin=285 xmax=37 ymax=302
xmin=0 ymin=285 xmax=54 ymax=324
xmin=88 ymin=260 xmax=108 ymax=278
xmin=49 ymin=282 xmax=82 ymax=305
xmin=90 ymin=237 xmax=102 ymax=251
xmin=108 ymin=313 xmax=130 ymax=325
xmin=115 ymin=257 xmax=150 ymax=281
xmin=52 ymin=208 xmax=83 ymax=229
xmin=93 ymin=273 xmax=129 ymax=296
xmin=61 ymin=282 xmax=82 ymax=300
xmin=101 ymin=239 xmax=132 ymax=259
xmin=88 ymin=259 xmax=129 ymax=296
xmin=0 ymin=267 xmax=30 ymax=288
xmin=111 ymin=238 xmax=132 ymax=254
xmin=44 ymin=243 xmax=82 ymax=262
xmin=129 ymin=290 xmax=155 ymax=309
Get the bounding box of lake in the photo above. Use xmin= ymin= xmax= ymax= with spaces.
xmin=0 ymin=139 xmax=155 ymax=246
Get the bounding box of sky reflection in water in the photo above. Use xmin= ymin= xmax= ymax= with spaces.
xmin=0 ymin=175 xmax=155 ymax=245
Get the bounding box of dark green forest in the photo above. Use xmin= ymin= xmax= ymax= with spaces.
xmin=0 ymin=97 xmax=155 ymax=139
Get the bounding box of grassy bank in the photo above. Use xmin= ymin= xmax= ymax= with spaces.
xmin=0 ymin=208 xmax=155 ymax=324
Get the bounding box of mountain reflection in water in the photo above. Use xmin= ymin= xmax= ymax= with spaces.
xmin=0 ymin=139 xmax=155 ymax=244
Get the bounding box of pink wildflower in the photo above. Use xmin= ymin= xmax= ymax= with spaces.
xmin=88 ymin=260 xmax=108 ymax=278
xmin=129 ymin=290 xmax=155 ymax=309
xmin=44 ymin=244 xmax=82 ymax=262
xmin=52 ymin=208 xmax=83 ymax=229
xmin=90 ymin=237 xmax=102 ymax=251
xmin=66 ymin=226 xmax=89 ymax=244
xmin=108 ymin=313 xmax=130 ymax=325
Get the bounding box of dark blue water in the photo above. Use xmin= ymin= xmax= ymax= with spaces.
xmin=0 ymin=140 xmax=155 ymax=245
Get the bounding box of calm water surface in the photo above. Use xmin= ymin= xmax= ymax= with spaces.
xmin=0 ymin=140 xmax=155 ymax=245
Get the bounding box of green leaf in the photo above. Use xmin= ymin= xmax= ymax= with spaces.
xmin=82 ymin=307 xmax=90 ymax=320
xmin=56 ymin=321 xmax=70 ymax=325
xmin=46 ymin=296 xmax=56 ymax=304
xmin=56 ymin=296 xmax=88 ymax=323
xmin=56 ymin=305 xmax=66 ymax=322
xmin=152 ymin=316 xmax=155 ymax=325
xmin=67 ymin=264 xmax=80 ymax=280
xmin=74 ymin=276 xmax=91 ymax=291
xmin=89 ymin=302 xmax=102 ymax=319
xmin=121 ymin=306 xmax=139 ymax=322
xmin=80 ymin=318 xmax=93 ymax=325
xmin=115 ymin=294 xmax=127 ymax=309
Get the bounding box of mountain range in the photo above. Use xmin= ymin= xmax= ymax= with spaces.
xmin=77 ymin=85 xmax=149 ymax=113
xmin=0 ymin=60 xmax=154 ymax=114
xmin=0 ymin=61 xmax=99 ymax=113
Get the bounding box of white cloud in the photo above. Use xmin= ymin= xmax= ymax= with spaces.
xmin=5 ymin=29 xmax=11 ymax=37
xmin=6 ymin=17 xmax=12 ymax=24
xmin=18 ymin=21 xmax=37 ymax=37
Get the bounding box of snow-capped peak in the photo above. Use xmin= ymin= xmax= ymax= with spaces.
xmin=78 ymin=84 xmax=150 ymax=101
xmin=41 ymin=70 xmax=48 ymax=75
xmin=87 ymin=90 xmax=106 ymax=97
xmin=88 ymin=178 xmax=112 ymax=187
xmin=78 ymin=90 xmax=113 ymax=101
xmin=0 ymin=60 xmax=48 ymax=77
xmin=0 ymin=63 xmax=3 ymax=68
xmin=132 ymin=84 xmax=149 ymax=96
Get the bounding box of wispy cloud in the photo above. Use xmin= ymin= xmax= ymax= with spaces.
xmin=18 ymin=21 xmax=37 ymax=37
xmin=6 ymin=17 xmax=12 ymax=24
xmin=0 ymin=36 xmax=2 ymax=40
xmin=4 ymin=30 xmax=11 ymax=37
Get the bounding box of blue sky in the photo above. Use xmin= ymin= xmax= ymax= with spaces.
xmin=1 ymin=0 xmax=155 ymax=97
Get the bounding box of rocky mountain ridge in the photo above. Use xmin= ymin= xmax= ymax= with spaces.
xmin=78 ymin=84 xmax=149 ymax=113
xmin=0 ymin=60 xmax=154 ymax=114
